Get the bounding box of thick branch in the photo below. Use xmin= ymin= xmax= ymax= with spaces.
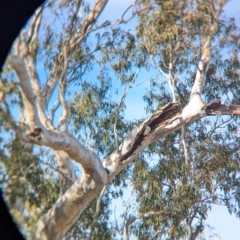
xmin=103 ymin=102 xmax=183 ymax=175
xmin=9 ymin=56 xmax=42 ymax=129
xmin=190 ymin=38 xmax=211 ymax=97
xmin=11 ymin=9 xmax=54 ymax=130
xmin=35 ymin=179 xmax=101 ymax=240
xmin=24 ymin=55 xmax=54 ymax=129
xmin=1 ymin=104 xmax=106 ymax=186
xmin=103 ymin=101 xmax=240 ymax=176
xmin=25 ymin=129 xmax=107 ymax=184
xmin=190 ymin=1 xmax=223 ymax=98
xmin=24 ymin=101 xmax=239 ymax=175
xmin=82 ymin=0 xmax=108 ymax=33
xmin=205 ymin=101 xmax=240 ymax=115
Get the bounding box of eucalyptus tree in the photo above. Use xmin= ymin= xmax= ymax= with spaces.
xmin=1 ymin=0 xmax=137 ymax=239
xmin=0 ymin=0 xmax=240 ymax=239
xmin=125 ymin=0 xmax=240 ymax=239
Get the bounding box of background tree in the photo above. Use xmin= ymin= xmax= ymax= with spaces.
xmin=0 ymin=0 xmax=240 ymax=239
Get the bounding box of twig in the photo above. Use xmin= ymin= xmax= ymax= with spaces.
xmin=58 ymin=57 xmax=70 ymax=132
xmin=49 ymin=97 xmax=60 ymax=123
xmin=124 ymin=210 xmax=166 ymax=240
xmin=27 ymin=6 xmax=43 ymax=47
xmin=38 ymin=159 xmax=72 ymax=182
xmin=114 ymin=69 xmax=139 ymax=150
xmin=88 ymin=186 xmax=107 ymax=240
xmin=181 ymin=125 xmax=191 ymax=166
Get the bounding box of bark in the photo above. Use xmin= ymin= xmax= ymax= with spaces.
xmin=35 ymin=178 xmax=102 ymax=240
xmin=55 ymin=151 xmax=76 ymax=195
xmin=9 ymin=56 xmax=42 ymax=130
xmin=69 ymin=0 xmax=109 ymax=50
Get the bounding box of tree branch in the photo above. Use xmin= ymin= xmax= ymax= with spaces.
xmin=114 ymin=69 xmax=139 ymax=150
xmin=190 ymin=1 xmax=223 ymax=98
xmin=11 ymin=7 xmax=54 ymax=130
xmin=87 ymin=186 xmax=107 ymax=240
xmin=190 ymin=224 xmax=204 ymax=240
xmin=69 ymin=0 xmax=109 ymax=51
xmin=41 ymin=0 xmax=82 ymax=109
xmin=9 ymin=56 xmax=42 ymax=129
xmin=49 ymin=97 xmax=60 ymax=123
xmin=58 ymin=58 xmax=69 ymax=132
xmin=104 ymin=101 xmax=240 ymax=176
xmin=181 ymin=125 xmax=191 ymax=166
xmin=124 ymin=210 xmax=165 ymax=240
xmin=34 ymin=100 xmax=240 ymax=239
xmin=205 ymin=101 xmax=240 ymax=115
xmin=35 ymin=178 xmax=102 ymax=240
xmin=54 ymin=151 xmax=76 ymax=195
xmin=27 ymin=6 xmax=43 ymax=52
xmin=68 ymin=0 xmax=139 ymax=51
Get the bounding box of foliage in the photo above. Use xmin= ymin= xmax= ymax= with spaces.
xmin=0 ymin=139 xmax=59 ymax=238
